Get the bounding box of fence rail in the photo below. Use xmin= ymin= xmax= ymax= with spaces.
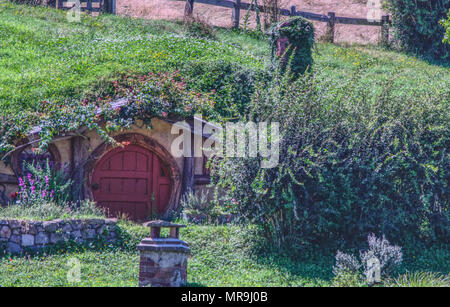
xmin=181 ymin=0 xmax=390 ymax=45
xmin=51 ymin=0 xmax=389 ymax=45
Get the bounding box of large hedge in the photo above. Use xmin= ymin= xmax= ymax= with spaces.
xmin=212 ymin=70 xmax=449 ymax=250
xmin=386 ymin=0 xmax=450 ymax=61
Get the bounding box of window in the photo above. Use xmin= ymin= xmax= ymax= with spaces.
xmin=11 ymin=142 xmax=61 ymax=177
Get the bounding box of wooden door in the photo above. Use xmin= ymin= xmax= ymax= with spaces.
xmin=91 ymin=144 xmax=171 ymax=221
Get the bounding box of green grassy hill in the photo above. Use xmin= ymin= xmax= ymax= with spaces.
xmin=0 ymin=2 xmax=448 ymax=115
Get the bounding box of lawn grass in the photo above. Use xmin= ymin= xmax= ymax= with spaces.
xmin=0 ymin=223 xmax=333 ymax=287
xmin=0 ymin=2 xmax=262 ymax=114
xmin=0 ymin=201 xmax=104 ymax=221
xmin=0 ymin=222 xmax=448 ymax=287
xmin=1 ymin=2 xmax=448 ymax=115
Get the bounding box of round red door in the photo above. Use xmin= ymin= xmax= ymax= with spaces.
xmin=91 ymin=145 xmax=171 ymax=221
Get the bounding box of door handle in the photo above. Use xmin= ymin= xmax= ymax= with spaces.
xmin=92 ymin=183 xmax=99 ymax=191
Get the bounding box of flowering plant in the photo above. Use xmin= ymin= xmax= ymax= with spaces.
xmin=0 ymin=71 xmax=216 ymax=159
xmin=15 ymin=159 xmax=72 ymax=206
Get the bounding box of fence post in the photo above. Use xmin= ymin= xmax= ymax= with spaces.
xmin=326 ymin=12 xmax=336 ymax=43
xmin=290 ymin=5 xmax=296 ymax=16
xmin=381 ymin=15 xmax=389 ymax=46
xmin=232 ymin=0 xmax=241 ymax=29
xmin=57 ymin=0 xmax=63 ymax=9
xmin=185 ymin=0 xmax=195 ymax=17
xmin=87 ymin=0 xmax=92 ymax=12
xmin=105 ymin=0 xmax=116 ymax=14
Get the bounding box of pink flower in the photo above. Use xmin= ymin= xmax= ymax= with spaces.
xmin=161 ymin=111 xmax=168 ymax=117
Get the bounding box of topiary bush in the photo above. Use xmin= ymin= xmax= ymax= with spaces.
xmin=386 ymin=0 xmax=450 ymax=61
xmin=270 ymin=17 xmax=315 ymax=77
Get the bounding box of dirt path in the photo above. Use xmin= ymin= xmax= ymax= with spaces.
xmin=116 ymin=0 xmax=388 ymax=45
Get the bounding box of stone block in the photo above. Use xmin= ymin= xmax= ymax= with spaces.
xmin=43 ymin=221 xmax=58 ymax=233
xmin=0 ymin=226 xmax=11 ymax=239
xmin=21 ymin=234 xmax=34 ymax=247
xmin=6 ymin=242 xmax=22 ymax=254
xmin=35 ymin=232 xmax=49 ymax=245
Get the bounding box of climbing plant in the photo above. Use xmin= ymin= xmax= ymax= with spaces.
xmin=0 ymin=71 xmax=216 ymax=161
xmin=270 ymin=17 xmax=315 ymax=77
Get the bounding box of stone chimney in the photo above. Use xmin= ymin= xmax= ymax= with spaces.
xmin=138 ymin=220 xmax=190 ymax=287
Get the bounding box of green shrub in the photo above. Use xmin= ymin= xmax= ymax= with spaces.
xmin=386 ymin=0 xmax=450 ymax=61
xmin=385 ymin=271 xmax=450 ymax=287
xmin=181 ymin=60 xmax=268 ymax=119
xmin=212 ymin=69 xmax=449 ymax=250
xmin=180 ymin=191 xmax=227 ymax=224
xmin=332 ymin=271 xmax=366 ymax=287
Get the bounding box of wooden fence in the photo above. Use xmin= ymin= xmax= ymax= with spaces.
xmin=182 ymin=0 xmax=390 ymax=45
xmin=56 ymin=0 xmax=115 ymax=14
xmin=52 ymin=0 xmax=389 ymax=44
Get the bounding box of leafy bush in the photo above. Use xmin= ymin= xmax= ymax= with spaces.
xmin=360 ymin=234 xmax=403 ymax=278
xmin=331 ymin=271 xmax=366 ymax=287
xmin=181 ymin=191 xmax=228 ymax=224
xmin=386 ymin=271 xmax=450 ymax=287
xmin=212 ymin=68 xmax=449 ymax=250
xmin=386 ymin=0 xmax=450 ymax=61
xmin=333 ymin=251 xmax=361 ymax=276
xmin=181 ymin=60 xmax=268 ymax=119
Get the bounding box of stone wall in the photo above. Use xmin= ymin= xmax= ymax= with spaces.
xmin=0 ymin=218 xmax=118 ymax=254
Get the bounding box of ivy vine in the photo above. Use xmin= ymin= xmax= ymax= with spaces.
xmin=270 ymin=17 xmax=315 ymax=77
